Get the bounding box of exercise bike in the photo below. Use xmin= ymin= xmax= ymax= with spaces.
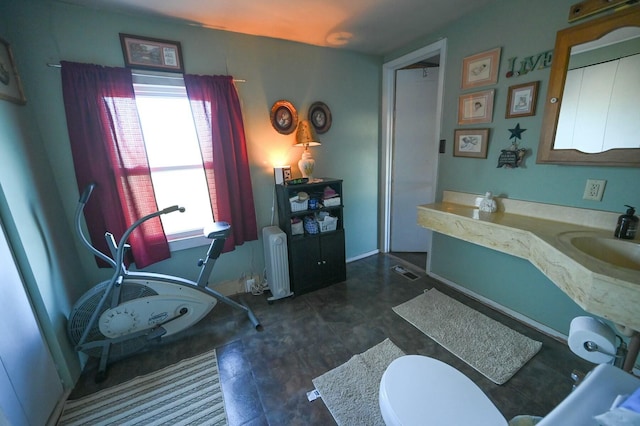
xmin=67 ymin=184 xmax=261 ymax=381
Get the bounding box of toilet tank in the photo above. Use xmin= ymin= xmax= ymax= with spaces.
xmin=538 ymin=364 xmax=640 ymax=425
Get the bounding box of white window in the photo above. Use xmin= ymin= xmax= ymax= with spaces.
xmin=133 ymin=73 xmax=214 ymax=249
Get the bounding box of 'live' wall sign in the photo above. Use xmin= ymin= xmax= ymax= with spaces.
xmin=505 ymin=50 xmax=553 ymax=78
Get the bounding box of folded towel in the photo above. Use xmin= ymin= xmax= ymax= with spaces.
xmin=593 ymin=387 xmax=640 ymax=426
xmin=621 ymin=387 xmax=640 ymax=414
xmin=323 ymin=186 xmax=338 ymax=199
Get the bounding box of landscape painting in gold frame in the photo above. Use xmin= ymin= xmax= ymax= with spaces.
xmin=120 ymin=33 xmax=184 ymax=73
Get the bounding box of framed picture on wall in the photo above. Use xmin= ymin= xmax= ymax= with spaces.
xmin=458 ymin=90 xmax=494 ymax=125
xmin=506 ymin=81 xmax=539 ymax=118
xmin=0 ymin=37 xmax=26 ymax=104
xmin=453 ymin=128 xmax=490 ymax=158
xmin=308 ymin=101 xmax=332 ymax=134
xmin=461 ymin=47 xmax=501 ymax=90
xmin=119 ymin=33 xmax=184 ymax=73
xmin=270 ymin=100 xmax=298 ymax=134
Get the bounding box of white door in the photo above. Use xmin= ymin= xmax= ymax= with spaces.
xmin=0 ymin=219 xmax=63 ymax=425
xmin=390 ymin=66 xmax=439 ymax=252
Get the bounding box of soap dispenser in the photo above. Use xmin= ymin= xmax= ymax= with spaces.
xmin=614 ymin=205 xmax=638 ymax=240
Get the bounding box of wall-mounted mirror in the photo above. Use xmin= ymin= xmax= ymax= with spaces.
xmin=537 ymin=6 xmax=640 ymax=167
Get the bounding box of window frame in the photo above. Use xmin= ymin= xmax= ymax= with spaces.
xmin=132 ymin=71 xmax=213 ymax=251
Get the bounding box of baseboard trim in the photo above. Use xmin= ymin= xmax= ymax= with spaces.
xmin=347 ymin=249 xmax=379 ymax=263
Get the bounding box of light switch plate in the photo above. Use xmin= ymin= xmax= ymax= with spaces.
xmin=583 ymin=179 xmax=606 ymax=201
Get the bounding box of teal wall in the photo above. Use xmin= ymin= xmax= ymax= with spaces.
xmin=0 ymin=3 xmax=86 ymax=388
xmin=387 ymin=0 xmax=640 ymax=336
xmin=1 ymin=0 xmax=380 ymax=385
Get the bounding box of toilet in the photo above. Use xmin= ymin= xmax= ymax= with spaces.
xmin=379 ymin=355 xmax=640 ymax=426
xmin=379 ymin=355 xmax=508 ymax=426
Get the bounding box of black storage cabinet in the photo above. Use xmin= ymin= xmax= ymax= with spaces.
xmin=275 ymin=178 xmax=346 ymax=295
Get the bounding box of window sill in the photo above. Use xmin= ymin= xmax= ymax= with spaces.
xmin=168 ymin=234 xmax=210 ymax=252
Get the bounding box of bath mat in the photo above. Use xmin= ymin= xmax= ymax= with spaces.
xmin=58 ymin=349 xmax=227 ymax=425
xmin=393 ymin=289 xmax=541 ymax=384
xmin=312 ymin=338 xmax=405 ymax=426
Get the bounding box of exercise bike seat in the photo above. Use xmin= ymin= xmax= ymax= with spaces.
xmin=204 ymin=221 xmax=231 ymax=239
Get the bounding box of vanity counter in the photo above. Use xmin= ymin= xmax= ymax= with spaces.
xmin=418 ymin=191 xmax=640 ymax=332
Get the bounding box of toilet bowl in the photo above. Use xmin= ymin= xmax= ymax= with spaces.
xmin=379 ymin=355 xmax=508 ymax=426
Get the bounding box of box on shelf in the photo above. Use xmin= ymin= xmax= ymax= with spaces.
xmin=291 ymin=219 xmax=303 ymax=235
xmin=323 ymin=197 xmax=341 ymax=207
xmin=291 ymin=199 xmax=308 ymax=212
xmin=319 ymin=216 xmax=338 ymax=232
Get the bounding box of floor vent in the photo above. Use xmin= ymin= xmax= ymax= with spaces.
xmin=391 ymin=265 xmax=420 ymax=281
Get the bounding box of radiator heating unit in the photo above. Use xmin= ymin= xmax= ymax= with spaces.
xmin=262 ymin=226 xmax=293 ymax=302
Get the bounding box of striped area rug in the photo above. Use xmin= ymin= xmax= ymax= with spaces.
xmin=58 ymin=349 xmax=227 ymax=426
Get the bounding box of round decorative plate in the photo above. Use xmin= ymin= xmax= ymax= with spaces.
xmin=270 ymin=100 xmax=298 ymax=135
xmin=308 ymin=101 xmax=332 ymax=134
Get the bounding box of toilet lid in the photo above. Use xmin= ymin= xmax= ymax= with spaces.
xmin=379 ymin=355 xmax=507 ymax=426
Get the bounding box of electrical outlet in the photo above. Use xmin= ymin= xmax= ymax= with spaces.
xmin=583 ymin=179 xmax=606 ymax=201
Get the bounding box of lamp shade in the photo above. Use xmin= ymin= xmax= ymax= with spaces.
xmin=294 ymin=120 xmax=322 ymax=147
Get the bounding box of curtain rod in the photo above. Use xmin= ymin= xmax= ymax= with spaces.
xmin=46 ymin=63 xmax=246 ymax=82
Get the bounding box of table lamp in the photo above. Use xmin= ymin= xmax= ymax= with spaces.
xmin=294 ymin=120 xmax=321 ymax=181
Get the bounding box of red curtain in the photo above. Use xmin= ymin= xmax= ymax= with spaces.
xmin=61 ymin=61 xmax=170 ymax=268
xmin=184 ymin=75 xmax=258 ymax=250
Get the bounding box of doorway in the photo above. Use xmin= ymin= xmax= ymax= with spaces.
xmin=380 ymin=40 xmax=447 ymax=270
xmin=0 ymin=217 xmax=63 ymax=425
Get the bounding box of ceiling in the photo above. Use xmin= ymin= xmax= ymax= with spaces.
xmin=58 ymin=0 xmax=498 ymax=55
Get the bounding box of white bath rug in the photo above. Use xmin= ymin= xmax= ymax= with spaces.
xmin=312 ymin=338 xmax=405 ymax=426
xmin=393 ymin=288 xmax=542 ymax=384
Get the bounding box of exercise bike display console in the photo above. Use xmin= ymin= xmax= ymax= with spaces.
xmin=67 ymin=184 xmax=261 ymax=381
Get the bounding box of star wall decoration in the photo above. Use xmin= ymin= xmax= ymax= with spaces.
xmin=498 ymin=123 xmax=530 ymax=168
xmin=508 ymin=123 xmax=526 ymax=141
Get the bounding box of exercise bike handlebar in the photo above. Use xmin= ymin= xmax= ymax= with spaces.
xmin=161 ymin=205 xmax=186 ymax=215
xmin=75 ymin=183 xmax=185 ymax=272
xmin=75 ymin=183 xmax=117 ymax=268
xmin=79 ymin=183 xmax=96 ymax=205
xmin=110 ymin=204 xmax=185 ymax=279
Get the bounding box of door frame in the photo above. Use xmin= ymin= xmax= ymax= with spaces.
xmin=380 ymin=39 xmax=447 ymax=254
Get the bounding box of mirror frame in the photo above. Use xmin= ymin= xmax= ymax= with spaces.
xmin=537 ymin=6 xmax=640 ymax=167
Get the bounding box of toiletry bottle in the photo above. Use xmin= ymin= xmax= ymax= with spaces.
xmin=614 ymin=205 xmax=638 ymax=240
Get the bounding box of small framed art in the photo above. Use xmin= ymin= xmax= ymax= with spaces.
xmin=458 ymin=90 xmax=494 ymax=125
xmin=0 ymin=37 xmax=26 ymax=104
xmin=270 ymin=100 xmax=298 ymax=135
xmin=308 ymin=101 xmax=332 ymax=134
xmin=461 ymin=47 xmax=501 ymax=90
xmin=119 ymin=33 xmax=184 ymax=73
xmin=453 ymin=128 xmax=490 ymax=158
xmin=506 ymin=81 xmax=539 ymax=118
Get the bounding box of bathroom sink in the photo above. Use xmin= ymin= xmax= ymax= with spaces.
xmin=560 ymin=232 xmax=640 ymax=271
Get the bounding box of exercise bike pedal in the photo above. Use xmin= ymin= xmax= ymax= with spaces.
xmin=147 ymin=326 xmax=167 ymax=340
